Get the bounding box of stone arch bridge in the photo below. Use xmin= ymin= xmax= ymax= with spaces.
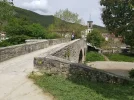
xmin=0 ymin=38 xmax=131 ymax=100
xmin=0 ymin=39 xmax=86 ymax=100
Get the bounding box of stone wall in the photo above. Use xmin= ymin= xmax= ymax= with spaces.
xmin=34 ymin=39 xmax=87 ymax=70
xmin=0 ymin=38 xmax=70 ymax=62
xmin=34 ymin=56 xmax=130 ymax=84
xmin=34 ymin=39 xmax=131 ymax=84
xmin=34 ymin=56 xmax=71 ymax=75
xmin=52 ymin=39 xmax=87 ymax=63
xmin=69 ymin=63 xmax=130 ymax=84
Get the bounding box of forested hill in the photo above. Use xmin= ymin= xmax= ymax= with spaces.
xmin=14 ymin=7 xmax=54 ymax=27
xmin=14 ymin=7 xmax=108 ymax=33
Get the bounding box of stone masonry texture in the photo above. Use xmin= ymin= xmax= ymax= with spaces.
xmin=34 ymin=39 xmax=132 ymax=84
xmin=0 ymin=38 xmax=70 ymax=62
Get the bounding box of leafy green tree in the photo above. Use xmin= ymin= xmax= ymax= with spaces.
xmin=47 ymin=24 xmax=55 ymax=32
xmin=5 ymin=18 xmax=30 ymax=36
xmin=5 ymin=18 xmax=47 ymax=38
xmin=100 ymin=0 xmax=134 ymax=50
xmin=27 ymin=23 xmax=46 ymax=38
xmin=87 ymin=30 xmax=105 ymax=47
xmin=53 ymin=9 xmax=85 ymax=37
xmin=55 ymin=9 xmax=82 ymax=24
xmin=0 ymin=0 xmax=13 ymax=31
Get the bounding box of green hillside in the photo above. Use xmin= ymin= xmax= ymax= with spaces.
xmin=14 ymin=7 xmax=54 ymax=27
xmin=14 ymin=7 xmax=108 ymax=32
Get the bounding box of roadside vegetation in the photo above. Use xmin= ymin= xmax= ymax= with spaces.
xmin=86 ymin=30 xmax=105 ymax=48
xmin=0 ymin=35 xmax=32 ymax=47
xmin=106 ymin=53 xmax=134 ymax=62
xmin=30 ymin=73 xmax=134 ymax=100
xmin=86 ymin=51 xmax=105 ymax=62
xmin=129 ymin=69 xmax=134 ymax=79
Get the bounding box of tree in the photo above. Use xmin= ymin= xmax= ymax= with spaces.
xmin=27 ymin=23 xmax=46 ymax=38
xmin=47 ymin=24 xmax=55 ymax=32
xmin=100 ymin=0 xmax=134 ymax=50
xmin=53 ymin=9 xmax=85 ymax=38
xmin=87 ymin=30 xmax=105 ymax=47
xmin=55 ymin=9 xmax=82 ymax=24
xmin=0 ymin=0 xmax=13 ymax=31
xmin=5 ymin=18 xmax=46 ymax=38
xmin=5 ymin=18 xmax=30 ymax=36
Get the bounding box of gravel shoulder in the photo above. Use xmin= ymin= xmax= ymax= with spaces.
xmin=87 ymin=61 xmax=134 ymax=78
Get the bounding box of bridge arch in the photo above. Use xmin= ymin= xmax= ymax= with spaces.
xmin=78 ymin=49 xmax=83 ymax=63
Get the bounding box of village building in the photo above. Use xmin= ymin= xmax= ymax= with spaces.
xmin=0 ymin=32 xmax=6 ymax=41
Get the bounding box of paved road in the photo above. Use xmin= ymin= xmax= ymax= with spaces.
xmin=0 ymin=43 xmax=67 ymax=100
xmin=87 ymin=61 xmax=134 ymax=78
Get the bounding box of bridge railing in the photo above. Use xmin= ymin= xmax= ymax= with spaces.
xmin=0 ymin=38 xmax=70 ymax=62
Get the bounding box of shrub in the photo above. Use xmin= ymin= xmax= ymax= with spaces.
xmin=8 ymin=35 xmax=32 ymax=45
xmin=0 ymin=40 xmax=11 ymax=47
xmin=129 ymin=69 xmax=134 ymax=78
xmin=86 ymin=30 xmax=105 ymax=47
xmin=0 ymin=35 xmax=32 ymax=47
xmin=27 ymin=23 xmax=47 ymax=38
xmin=45 ymin=33 xmax=61 ymax=39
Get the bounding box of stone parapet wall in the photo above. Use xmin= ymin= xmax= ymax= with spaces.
xmin=34 ymin=39 xmax=131 ymax=84
xmin=69 ymin=63 xmax=130 ymax=84
xmin=25 ymin=39 xmax=47 ymax=43
xmin=0 ymin=38 xmax=70 ymax=62
xmin=34 ymin=56 xmax=131 ymax=84
xmin=51 ymin=39 xmax=87 ymax=63
xmin=34 ymin=56 xmax=71 ymax=76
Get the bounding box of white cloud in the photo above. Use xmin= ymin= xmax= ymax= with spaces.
xmin=14 ymin=0 xmax=49 ymax=14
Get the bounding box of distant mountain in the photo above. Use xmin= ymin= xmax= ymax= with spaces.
xmin=14 ymin=7 xmax=108 ymax=33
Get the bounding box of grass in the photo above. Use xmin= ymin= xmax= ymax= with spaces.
xmin=30 ymin=73 xmax=134 ymax=100
xmin=129 ymin=69 xmax=134 ymax=78
xmin=86 ymin=51 xmax=105 ymax=62
xmin=106 ymin=53 xmax=134 ymax=62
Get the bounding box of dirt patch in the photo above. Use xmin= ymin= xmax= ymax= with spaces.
xmin=87 ymin=61 xmax=134 ymax=78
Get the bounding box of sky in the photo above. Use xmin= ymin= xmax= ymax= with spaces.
xmin=13 ymin=0 xmax=104 ymax=26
